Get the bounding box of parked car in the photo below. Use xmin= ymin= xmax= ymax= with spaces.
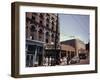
xmin=79 ymin=53 xmax=87 ymax=59
xmin=69 ymin=56 xmax=80 ymax=64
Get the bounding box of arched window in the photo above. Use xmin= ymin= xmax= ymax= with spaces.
xmin=51 ymin=34 xmax=54 ymax=42
xmin=46 ymin=39 xmax=49 ymax=43
xmin=39 ymin=29 xmax=43 ymax=33
xmin=51 ymin=26 xmax=54 ymax=31
xmin=51 ymin=17 xmax=54 ymax=21
xmin=38 ymin=29 xmax=44 ymax=41
xmin=40 ymin=13 xmax=44 ymax=19
xmin=45 ymin=32 xmax=50 ymax=43
xmin=51 ymin=22 xmax=55 ymax=31
xmin=46 ymin=13 xmax=49 ymax=17
xmin=46 ymin=32 xmax=49 ymax=36
xmin=32 ymin=16 xmax=35 ymax=20
xmin=40 ymin=20 xmax=43 ymax=24
xmin=30 ymin=16 xmax=36 ymax=24
xmin=30 ymin=25 xmax=36 ymax=32
xmin=52 ymin=21 xmax=54 ymax=26
xmin=46 ymin=18 xmax=49 ymax=23
xmin=51 ymin=34 xmax=54 ymax=38
xmin=30 ymin=25 xmax=36 ymax=40
xmin=46 ymin=24 xmax=49 ymax=28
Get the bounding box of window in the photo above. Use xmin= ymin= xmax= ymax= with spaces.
xmin=40 ymin=20 xmax=43 ymax=24
xmin=32 ymin=16 xmax=35 ymax=20
xmin=46 ymin=39 xmax=49 ymax=43
xmin=52 ymin=22 xmax=54 ymax=26
xmin=38 ymin=29 xmax=43 ymax=41
xmin=51 ymin=34 xmax=54 ymax=42
xmin=26 ymin=55 xmax=29 ymax=61
xmin=51 ymin=17 xmax=54 ymax=21
xmin=39 ymin=36 xmax=42 ymax=39
xmin=51 ymin=34 xmax=54 ymax=38
xmin=71 ymin=51 xmax=75 ymax=58
xmin=46 ymin=24 xmax=49 ymax=27
xmin=46 ymin=13 xmax=49 ymax=16
xmin=40 ymin=13 xmax=44 ymax=19
xmin=51 ymin=26 xmax=54 ymax=30
xmin=30 ymin=25 xmax=36 ymax=32
xmin=52 ymin=22 xmax=55 ymax=30
xmin=68 ymin=51 xmax=70 ymax=54
xmin=38 ymin=29 xmax=43 ymax=34
xmin=46 ymin=18 xmax=49 ymax=23
xmin=29 ymin=16 xmax=36 ymax=24
xmin=28 ymin=45 xmax=36 ymax=52
xmin=45 ymin=32 xmax=49 ymax=43
xmin=46 ymin=32 xmax=48 ymax=36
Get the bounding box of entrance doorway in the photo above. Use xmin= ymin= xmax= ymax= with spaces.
xmin=26 ymin=44 xmax=43 ymax=67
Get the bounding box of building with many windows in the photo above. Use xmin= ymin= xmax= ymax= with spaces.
xmin=26 ymin=12 xmax=60 ymax=67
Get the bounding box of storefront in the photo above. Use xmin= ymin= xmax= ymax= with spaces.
xmin=26 ymin=40 xmax=44 ymax=67
xmin=44 ymin=49 xmax=60 ymax=66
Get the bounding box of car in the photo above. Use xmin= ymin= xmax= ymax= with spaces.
xmin=79 ymin=53 xmax=87 ymax=59
xmin=69 ymin=56 xmax=80 ymax=64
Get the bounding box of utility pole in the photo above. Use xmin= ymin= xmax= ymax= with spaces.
xmin=54 ymin=14 xmax=59 ymax=65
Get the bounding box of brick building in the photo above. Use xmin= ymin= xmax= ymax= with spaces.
xmin=26 ymin=12 xmax=60 ymax=67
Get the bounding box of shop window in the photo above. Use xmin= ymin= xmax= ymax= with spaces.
xmin=28 ymin=45 xmax=35 ymax=51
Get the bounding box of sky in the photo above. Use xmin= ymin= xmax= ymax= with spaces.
xmin=59 ymin=14 xmax=90 ymax=44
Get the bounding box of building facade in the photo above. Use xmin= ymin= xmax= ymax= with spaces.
xmin=26 ymin=12 xmax=60 ymax=67
xmin=60 ymin=44 xmax=75 ymax=65
xmin=61 ymin=39 xmax=86 ymax=59
xmin=60 ymin=44 xmax=75 ymax=58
